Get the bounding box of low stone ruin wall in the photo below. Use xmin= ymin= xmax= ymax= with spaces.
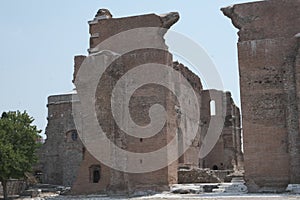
xmin=0 ymin=180 xmax=26 ymax=196
xmin=178 ymin=168 xmax=222 ymax=184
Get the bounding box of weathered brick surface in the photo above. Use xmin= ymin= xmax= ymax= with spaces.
xmin=173 ymin=61 xmax=202 ymax=167
xmin=71 ymin=151 xmax=111 ymax=194
xmin=222 ymin=0 xmax=300 ymax=192
xmin=73 ymin=55 xmax=86 ymax=83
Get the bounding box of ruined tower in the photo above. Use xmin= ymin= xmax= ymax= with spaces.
xmin=38 ymin=9 xmax=244 ymax=195
xmin=72 ymin=10 xmax=183 ymax=195
xmin=38 ymin=92 xmax=83 ymax=186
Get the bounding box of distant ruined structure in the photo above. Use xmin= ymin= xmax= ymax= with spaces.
xmin=222 ymin=0 xmax=300 ymax=193
xmin=199 ymin=90 xmax=243 ymax=171
xmin=38 ymin=9 xmax=243 ymax=195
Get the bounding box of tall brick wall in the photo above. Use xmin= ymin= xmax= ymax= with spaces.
xmin=173 ymin=61 xmax=202 ymax=167
xmin=222 ymin=0 xmax=300 ymax=192
xmin=72 ymin=10 xmax=181 ymax=195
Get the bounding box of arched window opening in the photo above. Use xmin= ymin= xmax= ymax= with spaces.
xmin=212 ymin=165 xmax=218 ymax=170
xmin=65 ymin=130 xmax=78 ymax=142
xmin=89 ymin=165 xmax=101 ymax=183
xmin=210 ymin=100 xmax=216 ymax=116
xmin=71 ymin=130 xmax=78 ymax=141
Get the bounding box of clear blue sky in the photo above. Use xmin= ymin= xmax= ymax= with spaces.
xmin=0 ymin=0 xmax=259 ymax=136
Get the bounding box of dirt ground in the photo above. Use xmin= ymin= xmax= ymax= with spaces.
xmin=24 ymin=193 xmax=300 ymax=200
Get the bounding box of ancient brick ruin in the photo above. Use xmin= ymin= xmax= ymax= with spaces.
xmin=222 ymin=0 xmax=300 ymax=192
xmin=199 ymin=90 xmax=243 ymax=171
xmin=38 ymin=9 xmax=243 ymax=195
xmin=37 ymin=93 xmax=83 ymax=187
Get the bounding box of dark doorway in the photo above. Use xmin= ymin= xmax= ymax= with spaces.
xmin=90 ymin=165 xmax=101 ymax=183
xmin=93 ymin=170 xmax=100 ymax=183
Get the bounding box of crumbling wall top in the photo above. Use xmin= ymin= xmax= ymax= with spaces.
xmin=221 ymin=0 xmax=300 ymax=41
xmin=88 ymin=10 xmax=179 ymax=51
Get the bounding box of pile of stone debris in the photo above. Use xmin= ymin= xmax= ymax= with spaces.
xmin=17 ymin=184 xmax=69 ymax=199
xmin=174 ymin=169 xmax=248 ymax=194
xmin=178 ymin=167 xmax=222 ymax=184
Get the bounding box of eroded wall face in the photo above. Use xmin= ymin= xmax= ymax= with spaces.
xmin=173 ymin=62 xmax=202 ymax=167
xmin=223 ymin=0 xmax=300 ymax=192
xmin=96 ymin=49 xmax=177 ymax=194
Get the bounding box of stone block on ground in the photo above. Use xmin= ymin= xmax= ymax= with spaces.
xmin=286 ymin=184 xmax=300 ymax=194
xmin=178 ymin=168 xmax=221 ymax=184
